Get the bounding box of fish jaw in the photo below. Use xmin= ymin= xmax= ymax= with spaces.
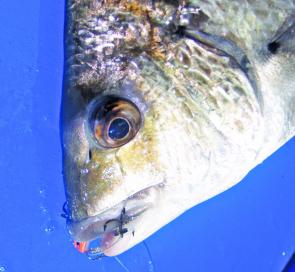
xmin=66 ymin=179 xmax=205 ymax=257
xmin=66 ymin=156 xmax=254 ymax=257
xmin=66 ymin=185 xmax=162 ymax=256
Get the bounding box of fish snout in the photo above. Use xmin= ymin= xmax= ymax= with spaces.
xmin=67 ymin=185 xmax=159 ymax=256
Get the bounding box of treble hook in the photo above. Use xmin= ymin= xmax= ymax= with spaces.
xmin=61 ymin=201 xmax=69 ymax=219
xmin=103 ymin=208 xmax=129 ymax=238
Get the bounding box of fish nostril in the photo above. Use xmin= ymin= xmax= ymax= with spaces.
xmin=268 ymin=41 xmax=280 ymax=54
xmin=88 ymin=149 xmax=92 ymax=161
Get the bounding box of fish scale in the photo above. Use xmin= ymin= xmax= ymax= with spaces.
xmin=193 ymin=0 xmax=295 ymax=53
xmin=163 ymin=38 xmax=262 ymax=152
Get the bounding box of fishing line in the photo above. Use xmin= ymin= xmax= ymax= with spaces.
xmin=143 ymin=241 xmax=155 ymax=272
xmin=114 ymin=257 xmax=130 ymax=272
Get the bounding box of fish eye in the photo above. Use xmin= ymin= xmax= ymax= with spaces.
xmin=88 ymin=96 xmax=141 ymax=148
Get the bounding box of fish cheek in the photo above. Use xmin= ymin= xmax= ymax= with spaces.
xmin=114 ymin=114 xmax=164 ymax=187
xmin=79 ymin=151 xmax=123 ymax=216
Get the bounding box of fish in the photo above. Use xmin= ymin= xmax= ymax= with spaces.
xmin=62 ymin=0 xmax=295 ymax=257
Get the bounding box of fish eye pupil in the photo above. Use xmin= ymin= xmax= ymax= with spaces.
xmin=108 ymin=118 xmax=130 ymax=140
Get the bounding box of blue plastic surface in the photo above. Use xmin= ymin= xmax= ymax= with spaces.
xmin=0 ymin=1 xmax=294 ymax=271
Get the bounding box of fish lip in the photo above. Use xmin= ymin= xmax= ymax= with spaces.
xmin=67 ymin=185 xmax=157 ymax=243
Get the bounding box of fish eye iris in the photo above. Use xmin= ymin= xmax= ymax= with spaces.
xmin=108 ymin=118 xmax=130 ymax=140
xmin=88 ymin=95 xmax=142 ymax=149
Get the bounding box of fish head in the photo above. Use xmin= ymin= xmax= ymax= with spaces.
xmin=62 ymin=1 xmax=263 ymax=256
xmin=63 ymin=58 xmax=212 ymax=256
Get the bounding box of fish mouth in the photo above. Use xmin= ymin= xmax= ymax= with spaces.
xmin=67 ymin=185 xmax=159 ymax=256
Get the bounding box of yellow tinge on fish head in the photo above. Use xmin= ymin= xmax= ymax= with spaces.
xmin=62 ymin=0 xmax=295 ymax=256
